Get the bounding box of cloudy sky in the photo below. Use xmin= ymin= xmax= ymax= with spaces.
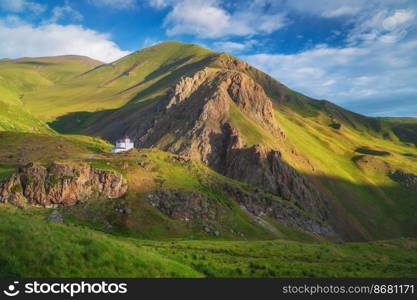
xmin=0 ymin=0 xmax=416 ymax=116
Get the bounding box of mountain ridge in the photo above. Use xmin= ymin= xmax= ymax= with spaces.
xmin=0 ymin=41 xmax=416 ymax=242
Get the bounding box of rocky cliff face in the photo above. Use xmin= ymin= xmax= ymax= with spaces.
xmin=221 ymin=138 xmax=327 ymax=220
xmin=0 ymin=162 xmax=127 ymax=208
xmin=143 ymin=184 xmax=334 ymax=237
xmin=81 ymin=59 xmax=329 ymax=224
xmin=114 ymin=67 xmax=328 ymax=222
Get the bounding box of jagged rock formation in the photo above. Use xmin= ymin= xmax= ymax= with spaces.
xmin=221 ymin=139 xmax=327 ymax=220
xmin=143 ymin=185 xmax=334 ymax=237
xmin=108 ymin=65 xmax=328 ymax=222
xmin=217 ymin=182 xmax=334 ymax=237
xmin=144 ymin=190 xmax=218 ymax=222
xmin=389 ymin=170 xmax=417 ymax=190
xmin=0 ymin=162 xmax=127 ymax=208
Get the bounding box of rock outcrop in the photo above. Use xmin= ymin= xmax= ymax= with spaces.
xmin=222 ymin=141 xmax=327 ymax=220
xmin=97 ymin=67 xmax=329 ymax=222
xmin=0 ymin=162 xmax=127 ymax=208
xmin=218 ymin=182 xmax=334 ymax=237
xmin=144 ymin=189 xmax=218 ymax=222
xmin=389 ymin=170 xmax=417 ymax=190
xmin=85 ymin=63 xmax=329 ymax=224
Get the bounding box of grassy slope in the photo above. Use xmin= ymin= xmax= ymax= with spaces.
xmin=0 ymin=132 xmax=112 ymax=167
xmin=217 ymin=55 xmax=417 ymax=240
xmin=274 ymin=109 xmax=417 ymax=240
xmin=23 ymin=42 xmax=215 ymax=121
xmin=0 ymin=44 xmax=417 ymax=277
xmin=0 ymin=55 xmax=102 ymax=133
xmin=1 ymin=42 xmax=416 ymax=242
xmin=0 ymin=101 xmax=53 ymax=133
xmin=0 ymin=132 xmax=319 ymax=242
xmin=1 ymin=205 xmax=416 ymax=278
xmin=0 ymin=205 xmax=201 ymax=278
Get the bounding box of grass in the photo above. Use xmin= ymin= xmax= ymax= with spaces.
xmin=21 ymin=42 xmax=216 ymax=121
xmin=228 ymin=102 xmax=278 ymax=148
xmin=0 ymin=167 xmax=16 ymax=181
xmin=88 ymin=160 xmax=122 ymax=174
xmin=0 ymin=100 xmax=53 ymax=133
xmin=0 ymin=205 xmax=416 ymax=278
xmin=0 ymin=205 xmax=200 ymax=277
xmin=0 ymin=132 xmax=112 ymax=167
xmin=0 ymin=55 xmax=102 ymax=134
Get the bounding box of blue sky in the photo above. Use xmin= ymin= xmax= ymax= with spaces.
xmin=0 ymin=0 xmax=416 ymax=117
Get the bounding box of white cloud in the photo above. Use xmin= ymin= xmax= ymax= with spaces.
xmin=213 ymin=40 xmax=260 ymax=53
xmin=48 ymin=3 xmax=83 ymax=23
xmin=243 ymin=37 xmax=417 ymax=115
xmin=0 ymin=0 xmax=45 ymax=14
xmin=142 ymin=37 xmax=163 ymax=47
xmin=238 ymin=0 xmax=417 ymax=116
xmin=149 ymin=0 xmax=169 ymax=9
xmin=348 ymin=9 xmax=415 ymax=45
xmin=88 ymin=0 xmax=136 ymax=9
xmin=383 ymin=9 xmax=415 ymax=30
xmin=0 ymin=20 xmax=130 ymax=62
xmin=322 ymin=6 xmax=360 ymax=18
xmin=158 ymin=0 xmax=287 ymax=38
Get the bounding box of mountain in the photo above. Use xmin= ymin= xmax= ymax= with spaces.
xmin=1 ymin=42 xmax=417 ymax=244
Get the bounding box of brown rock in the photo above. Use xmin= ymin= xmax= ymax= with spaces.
xmin=0 ymin=162 xmax=127 ymax=208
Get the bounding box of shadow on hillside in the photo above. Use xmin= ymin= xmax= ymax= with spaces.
xmin=391 ymin=123 xmax=417 ymax=147
xmin=16 ymin=61 xmax=54 ymax=66
xmin=122 ymin=54 xmax=217 ymax=103
xmin=307 ymin=172 xmax=417 ymax=242
xmin=1 ymin=128 xmax=416 ymax=243
xmin=49 ymin=110 xmax=115 ymax=134
xmin=49 ymin=55 xmax=218 ymax=135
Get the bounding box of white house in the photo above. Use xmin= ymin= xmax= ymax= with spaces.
xmin=112 ymin=136 xmax=134 ymax=153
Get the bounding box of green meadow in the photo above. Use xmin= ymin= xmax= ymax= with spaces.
xmin=0 ymin=206 xmax=416 ymax=278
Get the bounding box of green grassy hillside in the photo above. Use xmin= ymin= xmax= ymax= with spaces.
xmin=0 ymin=132 xmax=324 ymax=241
xmin=1 ymin=42 xmax=417 ymax=278
xmin=23 ymin=42 xmax=216 ymax=120
xmin=0 ymin=101 xmax=53 ymax=133
xmin=0 ymin=55 xmax=103 ymax=133
xmin=1 ymin=205 xmax=416 ymax=278
xmin=275 ymin=109 xmax=417 ymax=240
xmin=0 ymin=132 xmax=112 ymax=166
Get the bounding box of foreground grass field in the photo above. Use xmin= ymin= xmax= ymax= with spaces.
xmin=1 ymin=205 xmax=416 ymax=278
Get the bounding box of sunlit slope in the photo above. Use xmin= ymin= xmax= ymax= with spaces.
xmin=0 ymin=131 xmax=112 ymax=166
xmin=2 ymin=42 xmax=416 ymax=241
xmin=0 ymin=132 xmax=325 ymax=242
xmin=274 ymin=108 xmax=417 ymax=240
xmin=0 ymin=101 xmax=52 ymax=133
xmin=236 ymin=62 xmax=417 ymax=239
xmin=0 ymin=55 xmax=103 ymax=133
xmin=0 ymin=55 xmax=102 ymax=104
xmin=215 ymin=54 xmax=417 ymax=240
xmin=23 ymin=42 xmax=216 ymax=120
